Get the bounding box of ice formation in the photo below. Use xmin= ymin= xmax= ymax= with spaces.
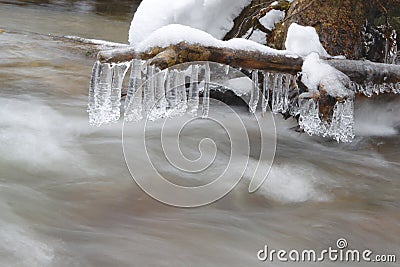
xmin=88 ymin=59 xmax=358 ymax=142
xmin=354 ymin=81 xmax=400 ymax=97
xmin=88 ymin=61 xmax=130 ymax=126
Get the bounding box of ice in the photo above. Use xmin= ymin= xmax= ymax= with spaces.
xmin=143 ymin=64 xmax=156 ymax=115
xmin=87 ymin=59 xmax=357 ymax=143
xmin=354 ymin=81 xmax=400 ymax=97
xmin=261 ymin=72 xmax=271 ymax=114
xmin=298 ymin=96 xmax=355 ymax=143
xmin=271 ymin=73 xmax=283 ymax=113
xmin=188 ymin=65 xmax=200 ymax=116
xmin=249 ymin=70 xmax=260 ymax=113
xmin=176 ymin=70 xmax=188 ymax=115
xmin=202 ymin=62 xmax=211 ymax=118
xmin=328 ymin=98 xmax=355 ymax=143
xmin=149 ymin=70 xmax=167 ymax=121
xmin=88 ymin=62 xmax=113 ymax=126
xmin=88 ymin=61 xmax=99 ymax=122
xmin=225 ymin=65 xmax=230 ymax=75
xmin=110 ymin=62 xmax=130 ymax=122
xmin=125 ymin=60 xmax=145 ymax=122
xmin=88 ymin=61 xmax=130 ymax=126
xmin=298 ymin=98 xmax=322 ymax=137
xmin=261 ymin=72 xmax=295 ymax=115
xmin=282 ymin=74 xmax=290 ymax=113
xmin=165 ymin=70 xmax=178 ymax=116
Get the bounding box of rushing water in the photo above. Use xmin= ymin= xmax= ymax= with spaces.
xmin=1 ymin=1 xmax=400 ymax=266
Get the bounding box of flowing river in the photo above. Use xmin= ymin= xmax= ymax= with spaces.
xmin=0 ymin=1 xmax=399 ymax=266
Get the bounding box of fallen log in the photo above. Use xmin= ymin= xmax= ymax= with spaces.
xmin=97 ymin=42 xmax=400 ymax=85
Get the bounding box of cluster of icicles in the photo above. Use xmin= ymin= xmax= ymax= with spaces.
xmin=354 ymin=81 xmax=400 ymax=97
xmin=88 ymin=60 xmax=357 ymax=142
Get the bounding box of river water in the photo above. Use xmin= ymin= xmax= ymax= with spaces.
xmin=0 ymin=1 xmax=399 ymax=266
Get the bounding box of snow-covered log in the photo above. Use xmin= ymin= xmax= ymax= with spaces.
xmin=97 ymin=42 xmax=400 ymax=86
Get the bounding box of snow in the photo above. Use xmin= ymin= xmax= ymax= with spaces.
xmin=136 ymin=24 xmax=298 ymax=58
xmin=301 ymin=53 xmax=353 ymax=98
xmin=129 ymin=0 xmax=251 ymax=45
xmin=285 ymin=23 xmax=329 ymax=57
xmin=259 ymin=10 xmax=285 ymax=30
xmin=247 ymin=29 xmax=267 ymax=44
xmin=246 ymin=9 xmax=285 ymax=45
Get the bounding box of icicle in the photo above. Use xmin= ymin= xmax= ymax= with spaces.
xmin=125 ymin=60 xmax=144 ymax=122
xmin=261 ymin=72 xmax=270 ymax=115
xmin=88 ymin=62 xmax=113 ymax=126
xmin=88 ymin=61 xmax=100 ymax=123
xmin=143 ymin=64 xmax=156 ymax=116
xmin=249 ymin=70 xmax=260 ymax=113
xmin=176 ymin=70 xmax=188 ymax=115
xmin=166 ymin=70 xmax=178 ymax=116
xmin=328 ymin=98 xmax=355 ymax=143
xmin=354 ymin=80 xmax=400 ymax=97
xmin=225 ymin=64 xmax=230 ymax=75
xmin=188 ymin=65 xmax=200 ymax=116
xmin=148 ymin=69 xmax=167 ymax=121
xmin=396 ymin=82 xmax=400 ymax=94
xmin=271 ymin=73 xmax=283 ymax=113
xmin=109 ymin=62 xmax=130 ymax=122
xmin=282 ymin=74 xmax=291 ymax=113
xmin=298 ymin=97 xmax=321 ymax=137
xmin=202 ymin=62 xmax=211 ymax=118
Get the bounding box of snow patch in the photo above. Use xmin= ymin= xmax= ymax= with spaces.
xmin=285 ymin=23 xmax=329 ymax=57
xmin=301 ymin=53 xmax=353 ymax=98
xmin=136 ymin=24 xmax=295 ymax=56
xmin=259 ymin=9 xmax=285 ymax=30
xmin=129 ymin=0 xmax=251 ymax=45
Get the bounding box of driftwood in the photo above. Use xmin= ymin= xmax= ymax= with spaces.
xmin=97 ymin=42 xmax=400 ymax=85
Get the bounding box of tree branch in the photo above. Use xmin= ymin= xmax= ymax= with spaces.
xmin=97 ymin=42 xmax=400 ymax=85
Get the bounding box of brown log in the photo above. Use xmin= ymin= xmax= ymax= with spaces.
xmin=97 ymin=42 xmax=400 ymax=85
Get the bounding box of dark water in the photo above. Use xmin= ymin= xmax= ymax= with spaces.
xmin=0 ymin=1 xmax=399 ymax=266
